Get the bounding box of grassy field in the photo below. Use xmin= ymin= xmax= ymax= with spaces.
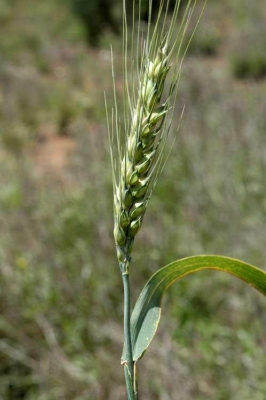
xmin=0 ymin=0 xmax=266 ymax=399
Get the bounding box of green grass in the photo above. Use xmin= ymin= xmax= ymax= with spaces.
xmin=0 ymin=0 xmax=266 ymax=399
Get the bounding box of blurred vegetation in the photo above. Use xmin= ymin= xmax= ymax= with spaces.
xmin=230 ymin=0 xmax=266 ymax=80
xmin=0 ymin=0 xmax=266 ymax=399
xmin=68 ymin=0 xmax=120 ymax=47
xmin=68 ymin=0 xmax=179 ymax=47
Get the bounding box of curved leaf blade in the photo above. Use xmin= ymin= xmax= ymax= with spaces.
xmin=130 ymin=255 xmax=266 ymax=362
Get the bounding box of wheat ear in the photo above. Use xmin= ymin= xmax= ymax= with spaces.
xmin=108 ymin=0 xmax=206 ymax=275
xmin=113 ymin=41 xmax=173 ymax=270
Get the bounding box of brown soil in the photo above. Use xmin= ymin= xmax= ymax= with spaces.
xmin=30 ymin=123 xmax=76 ymax=179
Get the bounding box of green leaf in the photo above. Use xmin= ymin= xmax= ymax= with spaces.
xmin=129 ymin=255 xmax=266 ymax=362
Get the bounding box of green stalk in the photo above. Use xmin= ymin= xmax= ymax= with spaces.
xmin=122 ymin=270 xmax=137 ymax=399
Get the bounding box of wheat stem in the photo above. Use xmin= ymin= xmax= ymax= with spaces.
xmin=122 ymin=272 xmax=137 ymax=399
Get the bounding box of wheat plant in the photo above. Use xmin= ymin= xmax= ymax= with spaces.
xmin=106 ymin=1 xmax=266 ymax=399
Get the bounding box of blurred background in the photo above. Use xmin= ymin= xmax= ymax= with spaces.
xmin=0 ymin=0 xmax=266 ymax=399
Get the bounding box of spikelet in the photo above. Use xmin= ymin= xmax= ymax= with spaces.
xmin=113 ymin=44 xmax=171 ymax=268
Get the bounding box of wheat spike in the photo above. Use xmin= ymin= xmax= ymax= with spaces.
xmin=108 ymin=0 xmax=205 ymax=272
xmin=113 ymin=42 xmax=172 ymax=267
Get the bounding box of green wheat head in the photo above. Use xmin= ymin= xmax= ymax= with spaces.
xmin=106 ymin=0 xmax=205 ymax=273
